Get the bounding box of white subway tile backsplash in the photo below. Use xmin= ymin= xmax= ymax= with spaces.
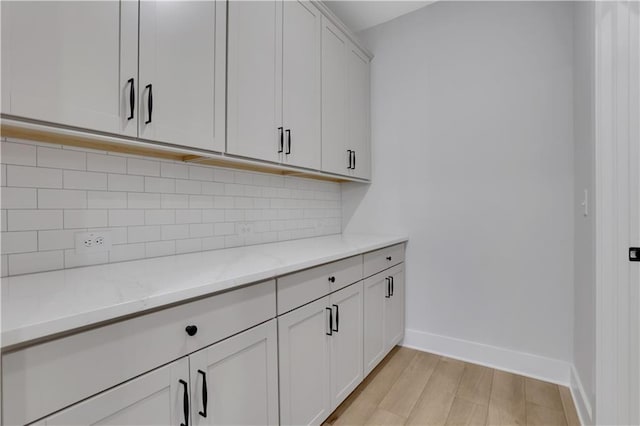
xmin=145 ymin=240 xmax=175 ymax=257
xmin=38 ymin=229 xmax=77 ymax=251
xmin=109 ymin=243 xmax=146 ymax=262
xmin=87 ymin=191 xmax=128 ymax=209
xmin=128 ymin=193 xmax=161 ymax=209
xmin=213 ymin=196 xmax=234 ymax=209
xmin=145 ymin=210 xmax=175 ymax=225
xmin=2 ymin=187 xmax=37 ymax=209
xmin=64 ymin=209 xmax=107 ymax=229
xmin=7 ymin=165 xmax=62 ymax=188
xmin=1 ymin=142 xmax=37 ymax=166
xmin=1 ymin=254 xmax=7 ymax=277
xmin=63 ymin=170 xmax=107 ymax=190
xmin=1 ymin=231 xmax=37 ymax=254
xmin=108 ymin=210 xmax=144 ymax=227
xmin=108 ymin=174 xmax=144 ymax=192
xmin=202 ymin=209 xmax=225 ymax=223
xmin=127 ymin=158 xmax=160 ymax=176
xmin=161 ymin=224 xmax=189 ymax=240
xmin=176 ymin=238 xmax=202 ymax=254
xmin=87 ymin=153 xmax=127 ymax=174
xmin=189 ymin=223 xmax=214 ymax=238
xmin=37 ymin=147 xmax=86 ymax=170
xmin=188 ymin=165 xmax=213 ymax=181
xmin=1 ymin=141 xmax=341 ymax=276
xmin=214 ymin=222 xmax=235 ymax=236
xmin=176 ymin=179 xmax=201 ymax=195
xmin=189 ymin=195 xmax=214 ymax=209
xmin=161 ymin=194 xmax=188 ymax=209
xmin=128 ymin=225 xmax=161 ymax=243
xmin=201 ymin=182 xmax=224 ymax=195
xmin=161 ymin=162 xmax=189 ymax=179
xmin=175 ymin=209 xmax=202 ymax=224
xmin=202 ymin=236 xmax=225 ymax=251
xmin=64 ymin=249 xmax=108 ymax=268
xmin=145 ymin=176 xmax=175 ymax=193
xmin=9 ymin=250 xmax=64 ymax=275
xmin=9 ymin=210 xmax=63 ymax=231
xmin=38 ymin=189 xmax=87 ymax=209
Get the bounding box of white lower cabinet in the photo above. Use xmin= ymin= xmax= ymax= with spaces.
xmin=278 ymin=282 xmax=364 ymax=426
xmin=37 ymin=358 xmax=189 ymax=426
xmin=329 ymin=282 xmax=364 ymax=409
xmin=364 ymin=264 xmax=405 ymax=376
xmin=36 ymin=320 xmax=278 ymax=426
xmin=278 ymin=297 xmax=332 ymax=426
xmin=190 ymin=320 xmax=279 ymax=426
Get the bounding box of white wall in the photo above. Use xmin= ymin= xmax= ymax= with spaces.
xmin=572 ymin=1 xmax=596 ymax=422
xmin=344 ymin=1 xmax=575 ymax=377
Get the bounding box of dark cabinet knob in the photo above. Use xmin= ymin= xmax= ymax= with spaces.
xmin=185 ymin=325 xmax=198 ymax=336
xmin=328 ymin=276 xmax=336 ymax=283
xmin=386 ymin=256 xmax=392 ymax=261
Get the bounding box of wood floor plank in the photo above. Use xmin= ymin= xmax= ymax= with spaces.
xmin=526 ymin=402 xmax=568 ymax=426
xmin=456 ymin=363 xmax=494 ymax=407
xmin=558 ymin=386 xmax=581 ymax=426
xmin=524 ymin=378 xmax=564 ymax=411
xmin=445 ymin=397 xmax=488 ymax=426
xmin=365 ymin=408 xmax=407 ymax=426
xmin=486 ymin=370 xmax=526 ymax=426
xmin=490 ymin=370 xmax=525 ymax=402
xmin=333 ymin=393 xmax=378 ymax=426
xmin=405 ymin=357 xmax=466 ymax=426
xmin=379 ymin=351 xmax=440 ymax=417
xmin=360 ymin=346 xmax=417 ymax=405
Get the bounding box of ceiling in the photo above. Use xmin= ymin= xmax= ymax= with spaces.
xmin=325 ymin=1 xmax=434 ymax=33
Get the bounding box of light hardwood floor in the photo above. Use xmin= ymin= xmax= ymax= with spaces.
xmin=324 ymin=347 xmax=580 ymax=426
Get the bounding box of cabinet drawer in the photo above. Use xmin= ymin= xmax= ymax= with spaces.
xmin=277 ymin=255 xmax=362 ymax=314
xmin=363 ymin=244 xmax=405 ymax=278
xmin=3 ymin=280 xmax=276 ymax=426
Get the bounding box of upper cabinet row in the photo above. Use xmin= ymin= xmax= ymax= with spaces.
xmin=1 ymin=0 xmax=371 ymax=180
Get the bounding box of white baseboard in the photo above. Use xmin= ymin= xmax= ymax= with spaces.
xmin=402 ymin=329 xmax=571 ymax=386
xmin=570 ymin=364 xmax=593 ymax=425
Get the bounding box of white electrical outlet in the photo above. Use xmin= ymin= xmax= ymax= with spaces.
xmin=75 ymin=231 xmax=112 ymax=253
xmin=237 ymin=222 xmax=254 ymax=236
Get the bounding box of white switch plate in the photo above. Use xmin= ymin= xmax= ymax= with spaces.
xmin=75 ymin=231 xmax=112 ymax=253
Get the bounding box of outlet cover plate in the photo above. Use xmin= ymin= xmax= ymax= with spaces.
xmin=75 ymin=231 xmax=112 ymax=254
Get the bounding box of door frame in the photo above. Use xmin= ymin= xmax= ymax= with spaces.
xmin=594 ymin=1 xmax=640 ymax=425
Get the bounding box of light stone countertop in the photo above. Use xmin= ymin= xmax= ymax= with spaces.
xmin=1 ymin=233 xmax=408 ymax=349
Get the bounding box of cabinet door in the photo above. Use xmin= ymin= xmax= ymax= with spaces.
xmin=1 ymin=1 xmax=138 ymax=136
xmin=347 ymin=44 xmax=372 ymax=180
xmin=227 ymin=1 xmax=283 ymax=163
xmin=384 ymin=268 xmax=405 ymax=351
xmin=278 ymin=296 xmax=331 ymax=426
xmin=38 ymin=358 xmax=189 ymax=425
xmin=282 ymin=0 xmax=322 ymax=170
xmin=329 ymin=282 xmax=364 ymax=410
xmin=139 ymin=0 xmax=225 ymax=151
xmin=363 ymin=273 xmax=387 ymax=376
xmin=321 ymin=17 xmax=349 ymax=176
xmin=190 ymin=320 xmax=279 ymax=426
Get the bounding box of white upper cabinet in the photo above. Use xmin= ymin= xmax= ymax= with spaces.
xmin=347 ymin=44 xmax=372 ymax=180
xmin=227 ymin=1 xmax=283 ymax=163
xmin=320 ymin=19 xmax=371 ymax=179
xmin=321 ymin=17 xmax=349 ymax=176
xmin=227 ymin=0 xmax=322 ymax=170
xmin=282 ymin=0 xmax=322 ymax=170
xmin=138 ymin=1 xmax=226 ymax=152
xmin=1 ymin=1 xmax=138 ymax=137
